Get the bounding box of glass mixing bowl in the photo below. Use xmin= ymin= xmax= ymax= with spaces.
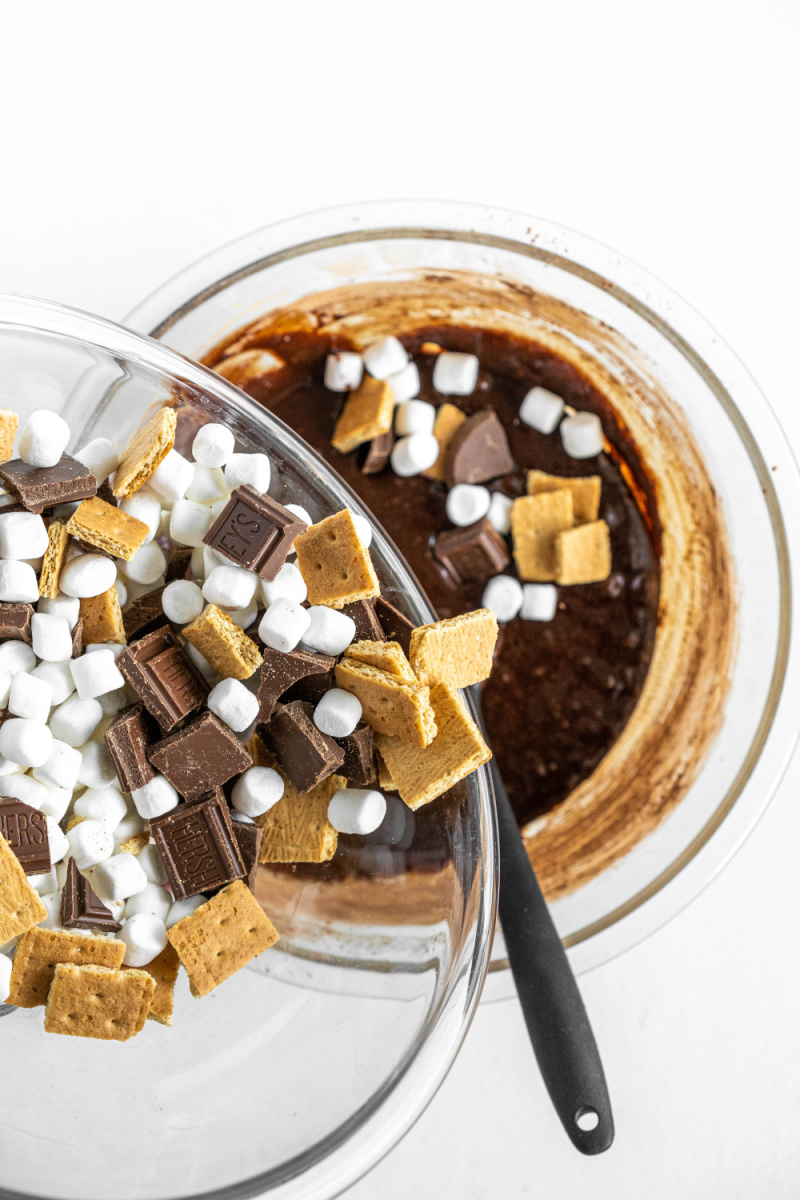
xmin=127 ymin=200 xmax=800 ymax=994
xmin=0 ymin=293 xmax=496 ymax=1200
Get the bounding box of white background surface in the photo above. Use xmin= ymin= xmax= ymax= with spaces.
xmin=2 ymin=2 xmax=800 ymax=1196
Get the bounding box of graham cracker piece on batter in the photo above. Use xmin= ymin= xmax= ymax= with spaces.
xmin=167 ymin=878 xmax=279 ymax=998
xmin=511 ymin=490 xmax=574 ymax=582
xmin=67 ymin=497 xmax=149 ymax=561
xmin=343 ymin=639 xmax=416 ymax=681
xmin=80 ymin=585 xmax=127 ymax=645
xmin=423 ymin=403 xmax=467 ymax=481
xmin=130 ymin=943 xmax=181 ymax=1026
xmin=183 ymin=603 xmax=263 ymax=680
xmin=113 ymin=408 xmax=177 ymax=499
xmin=331 ymin=376 xmax=394 ymax=454
xmin=376 ymin=682 xmax=491 ymax=810
xmin=44 ymin=962 xmax=154 ymax=1041
xmin=334 ymin=658 xmax=437 ymax=747
xmin=0 ymin=410 xmax=18 ymax=463
xmin=556 ymin=519 xmax=612 ymax=585
xmin=294 ymin=509 xmax=380 ymax=609
xmin=0 ymin=835 xmax=47 ymax=945
xmin=247 ymin=733 xmax=343 ymax=863
xmin=9 ymin=925 xmax=125 ymax=1008
xmin=39 ymin=520 xmax=69 ymax=600
xmin=526 ymin=470 xmax=602 ymax=525
xmin=409 ymin=608 xmax=498 ymax=690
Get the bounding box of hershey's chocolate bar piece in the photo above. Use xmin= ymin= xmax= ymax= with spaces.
xmin=185 ymin=786 xmax=226 ymax=807
xmin=433 ymin=518 xmax=510 ymax=585
xmin=359 ymin=429 xmax=394 ymax=475
xmin=0 ymin=796 xmax=50 ymax=874
xmin=71 ymin=617 xmax=84 ymax=658
xmin=374 ymin=597 xmax=415 ymax=656
xmin=148 ymin=711 xmax=252 ymax=800
xmin=336 ymin=722 xmax=377 ymax=788
xmin=0 ymin=602 xmax=33 ymax=643
xmin=203 ymin=484 xmax=306 ymax=580
xmin=0 ymin=455 xmax=97 ymax=514
xmin=258 ymin=700 xmax=344 ymax=794
xmin=122 ymin=586 xmax=168 ymax=641
xmin=444 ymin=410 xmax=515 ymax=487
xmin=282 ymin=668 xmax=335 ymax=707
xmin=118 ymin=626 xmax=208 ymax=731
xmin=104 ymin=702 xmax=157 ymax=792
xmin=150 ymin=792 xmax=246 ymax=900
xmin=233 ymin=821 xmax=263 ymax=891
xmin=165 ymin=544 xmax=193 ymax=583
xmin=341 ymin=599 xmax=385 ymax=642
xmin=61 ymin=857 xmax=121 ymax=932
xmin=257 ymin=646 xmax=336 ymax=721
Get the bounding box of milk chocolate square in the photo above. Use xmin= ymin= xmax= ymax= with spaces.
xmin=147 ymin=711 xmax=252 ymax=800
xmin=0 ymin=797 xmax=49 ymax=874
xmin=204 ymin=485 xmax=306 ymax=580
xmin=117 ymin=626 xmax=208 ymax=731
xmin=258 ymin=700 xmax=344 ymax=794
xmin=150 ymin=792 xmax=246 ymax=900
xmin=0 ymin=455 xmax=97 ymax=514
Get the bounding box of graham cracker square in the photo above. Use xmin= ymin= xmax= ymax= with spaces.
xmin=9 ymin=925 xmax=125 ymax=1008
xmin=113 ymin=408 xmax=177 ymax=499
xmin=183 ymin=603 xmax=263 ymax=680
xmin=80 ymin=585 xmax=127 ymax=645
xmin=409 ymin=608 xmax=498 ymax=689
xmin=331 ymin=376 xmax=394 ymax=454
xmin=130 ymin=943 xmax=181 ymax=1026
xmin=167 ymin=878 xmax=279 ymax=998
xmin=0 ymin=409 xmax=18 ymax=463
xmin=526 ymin=470 xmax=602 ymax=525
xmin=511 ymin=490 xmax=574 ymax=581
xmin=294 ymin=509 xmax=380 ymax=609
xmin=67 ymin=497 xmax=150 ymax=561
xmin=343 ymin=639 xmax=416 ymax=681
xmin=334 ymin=658 xmax=437 ymax=747
xmin=423 ymin=403 xmax=467 ymax=481
xmin=376 ymin=682 xmax=491 ymax=809
xmin=248 ymin=733 xmax=342 ymax=863
xmin=44 ymin=963 xmax=154 ymax=1041
xmin=0 ymin=835 xmax=47 ymax=945
xmin=39 ymin=520 xmax=69 ymax=600
xmin=556 ymin=519 xmax=612 ymax=584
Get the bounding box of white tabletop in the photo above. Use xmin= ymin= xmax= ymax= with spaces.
xmin=2 ymin=2 xmax=799 ymax=1195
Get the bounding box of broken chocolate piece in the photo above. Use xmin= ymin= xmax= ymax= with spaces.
xmin=150 ymin=792 xmax=246 ymax=900
xmin=374 ymin=597 xmax=415 ymax=657
xmin=203 ymin=484 xmax=306 ymax=580
xmin=433 ymin=518 xmax=510 ymax=585
xmin=122 ymin=586 xmax=168 ymax=641
xmin=96 ymin=479 xmax=117 ymax=507
xmin=71 ymin=617 xmax=84 ymax=658
xmin=444 ymin=410 xmax=514 ymax=487
xmin=148 ymin=711 xmax=252 ymax=800
xmin=165 ymin=544 xmax=193 ymax=583
xmin=257 ymin=646 xmax=336 ymax=721
xmin=0 ymin=796 xmax=49 ymax=874
xmin=359 ymin=429 xmax=395 ymax=475
xmin=118 ymin=626 xmax=208 ymax=731
xmin=258 ymin=700 xmax=345 ymax=794
xmin=281 ymin=668 xmax=335 ymax=707
xmin=0 ymin=603 xmax=33 ymax=643
xmin=232 ymin=821 xmax=263 ymax=891
xmin=335 ymin=722 xmax=378 ymax=788
xmin=61 ymin=857 xmax=121 ymax=932
xmin=184 ymin=786 xmax=226 ymax=807
xmin=341 ymin=598 xmax=385 ymax=642
xmin=0 ymin=455 xmax=97 ymax=514
xmin=104 ymin=702 xmax=157 ymax=792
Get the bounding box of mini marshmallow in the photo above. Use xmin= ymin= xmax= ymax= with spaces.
xmin=74 ymin=786 xmax=128 ymax=830
xmin=31 ymin=612 xmax=72 ymax=662
xmin=192 ymin=422 xmax=236 ymax=468
xmin=38 ymin=785 xmax=72 ymax=822
xmin=561 ymin=412 xmax=604 ymax=459
xmin=124 ymin=882 xmax=172 ymax=923
xmin=37 ymin=593 xmax=81 ymax=630
xmin=59 ymin=554 xmax=117 ymax=598
xmin=77 ymin=741 xmax=118 ymax=790
xmin=482 ymin=575 xmax=524 ymax=623
xmin=260 ymin=561 xmax=307 ymax=607
xmin=115 ymin=578 xmax=128 ymax=608
xmin=67 ymin=819 xmax=114 ymax=870
xmin=0 ymin=755 xmax=18 ymax=777
xmin=519 ymin=386 xmax=565 ymax=435
xmin=166 ymin=894 xmax=206 ymax=930
xmin=258 ymin=598 xmax=311 ymax=654
xmin=0 ymin=641 xmax=36 ymax=677
xmin=158 ymin=508 xmax=171 ymax=538
xmin=46 ymin=816 xmax=69 ymax=865
xmin=303 ymin=606 xmax=356 ymax=656
xmin=33 ymin=738 xmax=82 ymax=790
xmin=162 ymin=579 xmax=204 ymax=625
xmin=0 ymin=561 xmax=39 ymax=602
xmin=362 ymin=336 xmax=408 ymax=380
xmin=8 ymin=672 xmax=52 ymax=723
xmin=432 ymin=352 xmax=479 ymax=396
xmin=0 ymin=668 xmax=10 ymax=709
xmin=131 ymin=773 xmax=179 ymax=820
xmin=284 ymin=503 xmax=313 ymax=527
xmin=190 ymin=545 xmax=206 ymax=579
xmin=148 ymin=449 xmax=193 ymax=503
xmin=0 ymin=512 xmax=49 ymax=560
xmin=386 ymin=361 xmax=421 ymax=403
xmin=391 ymin=432 xmax=440 ymax=477
xmin=120 ymin=488 xmax=161 ymax=544
xmin=112 ymin=811 xmax=145 ymax=849
xmin=203 ymin=564 xmax=257 ymax=609
xmin=0 ymin=952 xmax=11 ymax=1002
xmin=203 ymin=544 xmax=230 ymax=577
xmin=223 ymin=452 xmax=271 ymax=494
xmin=28 ymin=866 xmax=59 ymax=895
xmin=521 ymin=583 xmax=558 ymax=622
xmin=119 ymin=912 xmax=168 ymax=967
xmin=324 ymin=351 xmax=364 ymax=392
xmin=92 ymin=853 xmax=148 ymax=903
xmin=350 ymin=512 xmax=373 ymax=549
xmin=230 ymin=811 xmax=255 ymax=824
xmin=74 ymin=438 xmax=119 ymax=485
xmin=0 ymin=718 xmax=52 ymax=768
xmin=122 ymin=542 xmax=166 ymax=586
xmin=49 ymin=695 xmax=103 ymax=747
xmin=85 ymin=642 xmax=126 ymax=660
xmin=70 ymin=649 xmax=124 ymax=700
xmin=137 ymin=843 xmax=167 ymax=886
xmin=313 ymin=688 xmax=362 ymax=738
xmin=395 ymin=399 xmax=436 ymax=436
xmin=186 ymin=464 xmax=227 ymax=505
xmin=231 ymin=766 xmax=284 ymax=818
xmin=0 ymin=774 xmax=48 ymax=808
xmin=446 ymin=484 xmax=491 ymax=527
xmin=487 ymin=492 xmax=514 ymax=535
xmin=207 ymin=677 xmax=259 ymax=732
xmin=38 ymin=891 xmax=64 ymax=930
xmin=222 ymin=599 xmax=258 ymax=631
xmin=18 ymin=410 xmax=70 ymax=468
xmin=100 ymin=687 xmax=129 ymax=717
xmin=328 ymin=788 xmax=387 ymax=835
xmin=184 ymin=642 xmax=218 ymax=684
xmin=170 ymin=499 xmax=211 ymax=548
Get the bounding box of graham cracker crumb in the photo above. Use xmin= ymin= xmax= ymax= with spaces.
xmin=9 ymin=926 xmax=125 ymax=1008
xmin=511 ymin=490 xmax=574 ymax=581
xmin=0 ymin=410 xmax=18 ymax=463
xmin=556 ymin=520 xmax=612 ymax=585
xmin=113 ymin=408 xmax=176 ymax=499
xmin=294 ymin=509 xmax=380 ymax=609
xmin=331 ymin=376 xmax=394 ymax=454
xmin=423 ymin=403 xmax=467 ymax=481
xmin=39 ymin=521 xmax=69 ymax=600
xmin=183 ymin=604 xmax=263 ymax=680
xmin=80 ymin=585 xmax=127 ymax=645
xmin=0 ymin=835 xmax=47 ymax=945
xmin=409 ymin=608 xmax=498 ymax=689
xmin=44 ymin=963 xmax=154 ymax=1041
xmin=526 ymin=470 xmax=602 ymax=525
xmin=67 ymin=497 xmax=149 ymax=561
xmin=119 ymin=831 xmax=150 ymax=856
xmin=343 ymin=639 xmax=416 ymax=681
xmin=334 ymin=658 xmax=437 ymax=747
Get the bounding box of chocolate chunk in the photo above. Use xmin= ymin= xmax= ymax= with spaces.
xmin=122 ymin=586 xmax=168 ymax=641
xmin=341 ymin=598 xmax=385 ymax=642
xmin=232 ymin=821 xmax=263 ymax=891
xmin=96 ymin=479 xmax=117 ymax=506
xmin=203 ymin=484 xmax=307 ymax=580
xmin=444 ymin=410 xmax=514 ymax=487
xmin=104 ymin=702 xmax=157 ymax=792
xmin=71 ymin=617 xmax=84 ymax=658
xmin=0 ymin=455 xmax=97 ymax=514
xmin=257 ymin=646 xmax=336 ymax=721
xmin=61 ymin=857 xmax=121 ymax=932
xmin=0 ymin=796 xmax=49 ymax=874
xmin=433 ymin=518 xmax=511 ymax=585
xmin=118 ymin=626 xmax=208 ymax=731
xmin=374 ymin=597 xmax=415 ymax=656
xmin=258 ymin=700 xmax=344 ymax=794
xmin=74 ymin=538 xmax=115 ymax=560
xmin=336 ymin=722 xmax=377 ymax=787
xmin=359 ymin=429 xmax=395 ymax=475
xmin=0 ymin=603 xmax=33 ymax=643
xmin=150 ymin=792 xmax=246 ymax=900
xmin=281 ymin=668 xmax=335 ymax=707
xmin=148 ymin=711 xmax=252 ymax=800
xmin=165 ymin=544 xmax=193 ymax=583
xmin=185 ymin=786 xmax=226 ymax=807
